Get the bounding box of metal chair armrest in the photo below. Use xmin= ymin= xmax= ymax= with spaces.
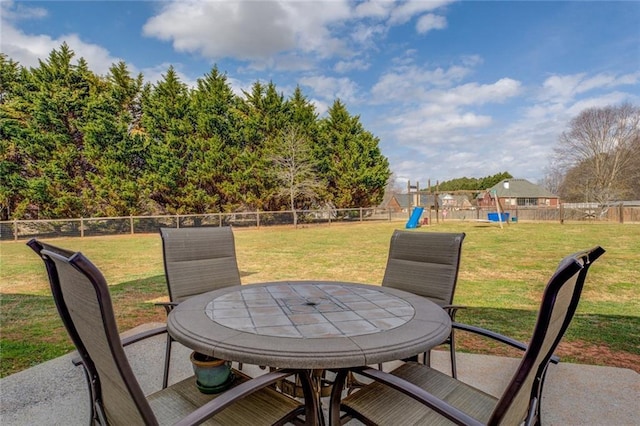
xmin=442 ymin=305 xmax=467 ymax=321
xmin=155 ymin=301 xmax=179 ymax=315
xmin=173 ymin=369 xmax=317 ymax=426
xmin=452 ymin=322 xmax=560 ymax=364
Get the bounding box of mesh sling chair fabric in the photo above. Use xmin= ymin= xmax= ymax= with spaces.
xmin=159 ymin=227 xmax=242 ymax=388
xmin=331 ymin=246 xmax=605 ymax=426
xmin=27 ymin=239 xmax=316 ymax=426
xmin=382 ymin=230 xmax=466 ymax=377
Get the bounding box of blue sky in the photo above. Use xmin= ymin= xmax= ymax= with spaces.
xmin=2 ymin=1 xmax=639 ymax=188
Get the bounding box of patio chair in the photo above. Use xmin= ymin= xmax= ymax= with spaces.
xmin=330 ymin=246 xmax=605 ymax=426
xmin=159 ymin=226 xmax=242 ymax=388
xmin=27 ymin=239 xmax=316 ymax=426
xmin=382 ymin=230 xmax=466 ymax=377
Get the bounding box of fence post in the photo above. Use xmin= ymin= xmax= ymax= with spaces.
xmin=360 ymin=207 xmax=363 ymax=222
xmin=257 ymin=210 xmax=260 ymax=228
xmin=130 ymin=216 xmax=134 ymax=234
xmin=81 ymin=218 xmax=84 ymax=237
xmin=14 ymin=219 xmax=18 ymax=241
xmin=176 ymin=214 xmax=180 ymax=228
xmin=619 ymin=203 xmax=624 ymax=224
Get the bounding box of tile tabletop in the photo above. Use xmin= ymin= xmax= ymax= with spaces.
xmin=205 ymin=282 xmax=415 ymax=338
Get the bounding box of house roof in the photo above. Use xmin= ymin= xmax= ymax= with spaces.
xmin=448 ymin=194 xmax=472 ymax=204
xmin=488 ymin=179 xmax=558 ymax=198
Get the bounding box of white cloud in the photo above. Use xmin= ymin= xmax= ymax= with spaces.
xmin=351 ymin=23 xmax=387 ymax=45
xmin=0 ymin=2 xmax=121 ymax=75
xmin=566 ymin=91 xmax=636 ymax=116
xmin=460 ymin=54 xmax=483 ymax=67
xmin=539 ymin=72 xmax=640 ymax=103
xmin=354 ymin=0 xmax=394 ymax=19
xmin=334 ymin=59 xmax=371 ymax=73
xmin=388 ymin=0 xmax=454 ymax=26
xmin=1 ymin=0 xmax=47 ymax=20
xmin=298 ymin=75 xmax=359 ymax=103
xmin=142 ymin=0 xmax=352 ymax=64
xmin=427 ymin=78 xmax=522 ymax=106
xmin=416 ymin=14 xmax=447 ymax=34
xmin=1 ymin=23 xmax=121 ymax=75
xmin=391 ymin=110 xmax=492 ymax=143
xmin=371 ymin=64 xmax=473 ymax=103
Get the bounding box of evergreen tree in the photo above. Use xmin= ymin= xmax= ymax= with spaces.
xmin=0 ymin=54 xmax=28 ymax=220
xmin=287 ymin=86 xmax=318 ymax=131
xmin=437 ymin=172 xmax=513 ymax=192
xmin=139 ymin=66 xmax=193 ymax=213
xmin=318 ymin=100 xmax=390 ymax=208
xmin=6 ymin=44 xmax=99 ymax=219
xmin=236 ymin=81 xmax=290 ymax=210
xmin=187 ymin=66 xmax=242 ymax=212
xmin=82 ymin=62 xmax=145 ymax=216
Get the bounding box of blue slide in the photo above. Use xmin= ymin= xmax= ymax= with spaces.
xmin=405 ymin=207 xmax=424 ymax=229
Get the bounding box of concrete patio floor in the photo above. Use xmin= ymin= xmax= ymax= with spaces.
xmin=1 ymin=323 xmax=638 ymax=425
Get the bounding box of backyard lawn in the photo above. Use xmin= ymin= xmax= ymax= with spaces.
xmin=1 ymin=221 xmax=638 ymax=377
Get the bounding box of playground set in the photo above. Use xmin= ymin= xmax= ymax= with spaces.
xmin=404 ymin=182 xmax=511 ymax=229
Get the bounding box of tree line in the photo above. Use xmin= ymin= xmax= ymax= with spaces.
xmin=0 ymin=44 xmax=391 ymax=221
xmin=435 ymin=172 xmax=513 ymax=192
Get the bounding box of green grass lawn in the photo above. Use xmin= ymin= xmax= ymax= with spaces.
xmin=1 ymin=221 xmax=638 ymax=377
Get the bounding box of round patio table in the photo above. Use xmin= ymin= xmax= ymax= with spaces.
xmin=167 ymin=280 xmax=451 ymax=369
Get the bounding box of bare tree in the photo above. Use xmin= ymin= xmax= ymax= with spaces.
xmin=270 ymin=126 xmax=323 ymax=227
xmin=554 ymin=103 xmax=640 ymax=205
xmin=540 ymin=164 xmax=564 ymax=195
xmin=381 ymin=173 xmax=403 ymax=205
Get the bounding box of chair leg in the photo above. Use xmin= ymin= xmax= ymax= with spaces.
xmin=79 ymin=362 xmax=98 ymax=425
xmin=449 ymin=330 xmax=457 ymax=379
xmin=423 ymin=350 xmax=431 ymax=366
xmin=162 ymin=334 xmax=173 ymax=389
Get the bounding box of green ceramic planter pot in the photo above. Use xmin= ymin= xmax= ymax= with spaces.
xmin=190 ymin=351 xmax=232 ymax=393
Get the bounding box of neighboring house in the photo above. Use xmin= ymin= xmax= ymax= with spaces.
xmin=477 ymin=179 xmax=559 ymax=208
xmin=440 ymin=193 xmax=473 ymax=209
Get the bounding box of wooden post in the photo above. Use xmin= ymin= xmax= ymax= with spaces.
xmin=427 ymin=179 xmax=433 ymax=225
xmin=435 ymin=181 xmax=439 ymax=224
xmin=619 ymin=202 xmax=624 ymax=224
xmin=492 ymin=190 xmax=503 ymax=229
xmin=407 ymin=180 xmax=412 ymax=220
